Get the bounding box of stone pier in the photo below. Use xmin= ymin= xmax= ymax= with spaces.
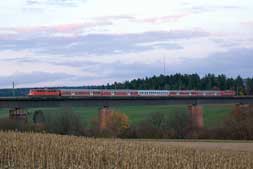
xmin=188 ymin=105 xmax=204 ymax=129
xmin=98 ymin=106 xmax=113 ymax=130
xmin=234 ymin=104 xmax=253 ymax=116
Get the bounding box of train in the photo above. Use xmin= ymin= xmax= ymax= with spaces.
xmin=28 ymin=89 xmax=236 ymax=97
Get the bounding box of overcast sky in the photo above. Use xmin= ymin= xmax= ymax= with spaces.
xmin=0 ymin=0 xmax=252 ymax=88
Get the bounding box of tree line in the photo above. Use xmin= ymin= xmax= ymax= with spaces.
xmin=104 ymin=74 xmax=253 ymax=95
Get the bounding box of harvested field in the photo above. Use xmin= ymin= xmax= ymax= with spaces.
xmin=139 ymin=140 xmax=253 ymax=152
xmin=0 ymin=131 xmax=253 ymax=169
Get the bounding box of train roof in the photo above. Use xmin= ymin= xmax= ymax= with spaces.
xmin=30 ymin=88 xmax=235 ymax=92
xmin=58 ymin=89 xmax=234 ymax=92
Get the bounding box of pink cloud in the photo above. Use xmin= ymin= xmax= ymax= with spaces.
xmin=14 ymin=22 xmax=96 ymax=34
xmin=0 ymin=24 xmax=79 ymax=36
xmin=93 ymin=14 xmax=189 ymax=24
xmin=94 ymin=15 xmax=136 ymax=22
xmin=0 ymin=20 xmax=112 ymax=39
xmin=0 ymin=29 xmax=19 ymax=40
xmin=0 ymin=14 xmax=190 ymax=40
xmin=51 ymin=23 xmax=85 ymax=33
xmin=140 ymin=14 xmax=189 ymax=24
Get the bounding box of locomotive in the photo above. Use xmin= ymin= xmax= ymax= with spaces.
xmin=28 ymin=89 xmax=236 ymax=97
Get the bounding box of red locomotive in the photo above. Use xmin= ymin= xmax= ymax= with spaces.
xmin=28 ymin=89 xmax=236 ymax=97
xmin=29 ymin=89 xmax=61 ymax=96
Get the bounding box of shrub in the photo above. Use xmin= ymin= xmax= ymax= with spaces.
xmin=105 ymin=111 xmax=129 ymax=135
xmin=122 ymin=111 xmax=189 ymax=139
xmin=97 ymin=111 xmax=129 ymax=137
xmin=222 ymin=106 xmax=253 ymax=140
xmin=44 ymin=108 xmax=86 ymax=136
xmin=33 ymin=110 xmax=45 ymax=124
xmin=0 ymin=118 xmax=33 ymax=131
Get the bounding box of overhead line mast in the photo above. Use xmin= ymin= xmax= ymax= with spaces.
xmin=12 ymin=81 xmax=15 ymax=97
xmin=163 ymin=56 xmax=166 ymax=75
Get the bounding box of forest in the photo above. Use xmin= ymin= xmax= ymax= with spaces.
xmin=105 ymin=74 xmax=253 ymax=95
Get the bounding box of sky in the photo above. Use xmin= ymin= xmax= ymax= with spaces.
xmin=0 ymin=0 xmax=253 ymax=88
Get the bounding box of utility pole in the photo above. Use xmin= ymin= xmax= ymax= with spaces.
xmin=163 ymin=56 xmax=166 ymax=75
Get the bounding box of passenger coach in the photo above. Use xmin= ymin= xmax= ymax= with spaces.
xmin=28 ymin=89 xmax=236 ymax=97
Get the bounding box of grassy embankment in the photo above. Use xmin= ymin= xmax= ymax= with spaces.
xmin=0 ymin=104 xmax=234 ymax=128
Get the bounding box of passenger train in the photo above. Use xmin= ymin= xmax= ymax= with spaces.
xmin=28 ymin=89 xmax=236 ymax=97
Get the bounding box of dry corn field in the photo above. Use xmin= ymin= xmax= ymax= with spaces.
xmin=0 ymin=132 xmax=253 ymax=169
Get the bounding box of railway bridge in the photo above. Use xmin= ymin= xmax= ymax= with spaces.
xmin=1 ymin=96 xmax=253 ymax=128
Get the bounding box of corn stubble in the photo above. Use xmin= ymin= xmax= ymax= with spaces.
xmin=0 ymin=131 xmax=252 ymax=169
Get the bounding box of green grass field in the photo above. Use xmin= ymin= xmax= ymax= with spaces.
xmin=0 ymin=109 xmax=8 ymax=118
xmin=0 ymin=104 xmax=234 ymax=128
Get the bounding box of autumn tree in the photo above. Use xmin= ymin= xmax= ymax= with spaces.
xmin=104 ymin=111 xmax=129 ymax=137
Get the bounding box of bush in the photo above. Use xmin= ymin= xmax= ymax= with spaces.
xmin=0 ymin=118 xmax=33 ymax=131
xmin=95 ymin=111 xmax=129 ymax=137
xmin=44 ymin=108 xmax=86 ymax=136
xmin=189 ymin=105 xmax=253 ymax=140
xmin=121 ymin=111 xmax=189 ymax=139
xmin=105 ymin=112 xmax=129 ymax=136
xmin=222 ymin=106 xmax=253 ymax=140
xmin=33 ymin=110 xmax=45 ymax=124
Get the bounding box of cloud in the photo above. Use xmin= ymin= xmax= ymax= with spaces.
xmin=58 ymin=47 xmax=253 ymax=83
xmin=0 ymin=13 xmax=193 ymax=37
xmin=92 ymin=14 xmax=189 ymax=26
xmin=211 ymin=39 xmax=239 ymax=48
xmin=183 ymin=4 xmax=243 ymax=14
xmin=93 ymin=15 xmax=136 ymax=22
xmin=241 ymin=21 xmax=253 ymax=27
xmin=140 ymin=14 xmax=188 ymax=24
xmin=0 ymin=20 xmax=112 ymax=37
xmin=95 ymin=14 xmax=188 ymax=24
xmin=175 ymin=47 xmax=253 ymax=77
xmin=100 ymin=62 xmax=162 ymax=80
xmin=0 ymin=30 xmax=208 ymax=55
xmin=26 ymin=0 xmax=87 ymax=7
xmin=0 ymin=72 xmax=73 ymax=87
xmin=100 ymin=47 xmax=253 ymax=80
xmin=0 ymin=47 xmax=252 ymax=88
